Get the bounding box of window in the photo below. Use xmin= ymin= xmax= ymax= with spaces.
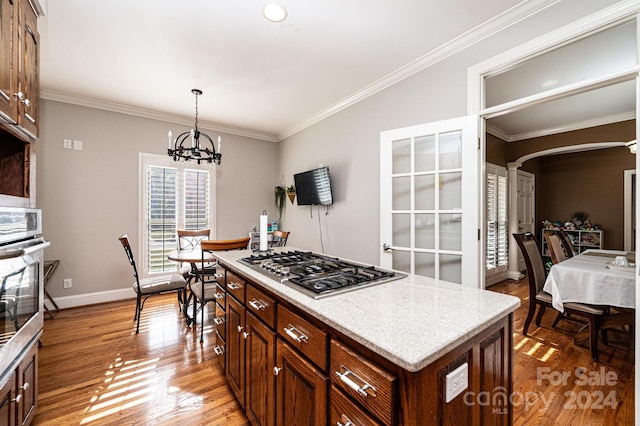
xmin=486 ymin=163 xmax=507 ymax=276
xmin=139 ymin=153 xmax=215 ymax=277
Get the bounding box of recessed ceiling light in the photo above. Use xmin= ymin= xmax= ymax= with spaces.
xmin=541 ymin=79 xmax=558 ymax=88
xmin=263 ymin=3 xmax=287 ymax=23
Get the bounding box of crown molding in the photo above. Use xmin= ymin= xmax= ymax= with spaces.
xmin=489 ymin=111 xmax=636 ymax=142
xmin=40 ymin=89 xmax=279 ymax=143
xmin=278 ymin=0 xmax=560 ymax=141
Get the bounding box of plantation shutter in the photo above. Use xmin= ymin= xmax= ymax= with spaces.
xmin=184 ymin=169 xmax=209 ymax=230
xmin=147 ymin=166 xmax=178 ymax=273
xmin=486 ymin=164 xmax=508 ymax=275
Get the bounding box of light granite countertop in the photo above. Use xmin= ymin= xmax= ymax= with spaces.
xmin=213 ymin=247 xmax=520 ymax=372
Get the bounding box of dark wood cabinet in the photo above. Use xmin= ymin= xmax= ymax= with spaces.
xmin=0 ymin=0 xmax=18 ymax=123
xmin=0 ymin=0 xmax=38 ymax=140
xmin=0 ymin=370 xmax=16 ymax=426
xmin=218 ymin=257 xmax=514 ymax=426
xmin=245 ymin=313 xmax=275 ymax=426
xmin=225 ymin=295 xmax=246 ymax=409
xmin=274 ymin=339 xmax=327 ymax=426
xmin=16 ymin=0 xmax=38 ymax=139
xmin=0 ymin=339 xmax=38 ymax=426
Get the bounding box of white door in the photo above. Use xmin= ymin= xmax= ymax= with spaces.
xmin=516 ymin=170 xmax=535 ymax=271
xmin=380 ymin=116 xmax=480 ymax=287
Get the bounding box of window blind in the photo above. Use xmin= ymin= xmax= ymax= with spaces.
xmin=486 ymin=164 xmax=508 ymax=274
xmin=142 ymin=155 xmax=213 ymax=276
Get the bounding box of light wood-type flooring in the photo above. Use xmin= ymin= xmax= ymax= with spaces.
xmin=32 ymin=277 xmax=634 ymax=425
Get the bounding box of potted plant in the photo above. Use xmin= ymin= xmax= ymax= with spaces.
xmin=274 ymin=185 xmax=286 ymax=222
xmin=286 ymin=184 xmax=296 ymax=204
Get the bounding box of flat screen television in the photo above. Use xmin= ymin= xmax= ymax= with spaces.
xmin=293 ymin=166 xmax=333 ymax=206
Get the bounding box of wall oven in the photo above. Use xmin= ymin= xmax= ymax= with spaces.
xmin=0 ymin=208 xmax=49 ymax=380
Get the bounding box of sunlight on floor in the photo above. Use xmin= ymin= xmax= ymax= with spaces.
xmin=80 ymin=352 xmax=203 ymax=424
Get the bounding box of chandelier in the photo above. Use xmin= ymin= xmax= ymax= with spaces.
xmin=167 ymin=89 xmax=221 ymax=165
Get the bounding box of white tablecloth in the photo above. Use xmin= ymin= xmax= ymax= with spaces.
xmin=543 ymin=249 xmax=637 ymax=312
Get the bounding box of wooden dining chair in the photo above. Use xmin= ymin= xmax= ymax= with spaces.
xmin=271 ymin=230 xmax=290 ymax=247
xmin=118 ymin=234 xmax=187 ymax=334
xmin=191 ymin=237 xmax=250 ymax=342
xmin=543 ymin=230 xmax=569 ymax=264
xmin=556 ymin=229 xmax=577 ymax=258
xmin=513 ymin=232 xmax=609 ymax=361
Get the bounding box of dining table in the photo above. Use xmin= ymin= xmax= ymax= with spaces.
xmin=167 ymin=248 xmax=218 ymax=324
xmin=543 ymin=249 xmax=636 ymax=312
xmin=543 ymin=249 xmax=636 ymax=349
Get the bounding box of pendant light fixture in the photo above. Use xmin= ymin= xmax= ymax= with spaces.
xmin=167 ymin=89 xmax=221 ymax=165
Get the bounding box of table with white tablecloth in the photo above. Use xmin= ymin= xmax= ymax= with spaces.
xmin=543 ymin=249 xmax=636 ymax=312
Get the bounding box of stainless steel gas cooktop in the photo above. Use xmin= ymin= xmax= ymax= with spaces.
xmin=238 ymin=250 xmax=405 ymax=299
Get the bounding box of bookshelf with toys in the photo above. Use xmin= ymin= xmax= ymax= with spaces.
xmin=541 ymin=212 xmax=603 ymax=269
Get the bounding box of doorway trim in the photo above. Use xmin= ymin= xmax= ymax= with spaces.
xmin=624 ymin=169 xmax=636 ymax=251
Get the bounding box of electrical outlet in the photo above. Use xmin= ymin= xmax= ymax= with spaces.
xmin=63 ymin=278 xmax=72 ymax=289
xmin=63 ymin=139 xmax=72 ymax=149
xmin=73 ymin=140 xmax=83 ymax=151
xmin=445 ymin=362 xmax=468 ymax=403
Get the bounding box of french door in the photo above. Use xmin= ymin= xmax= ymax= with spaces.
xmin=380 ymin=116 xmax=480 ymax=287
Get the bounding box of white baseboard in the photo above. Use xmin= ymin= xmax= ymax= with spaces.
xmin=485 ymin=271 xmax=509 ymax=287
xmin=44 ymin=287 xmax=135 ymax=310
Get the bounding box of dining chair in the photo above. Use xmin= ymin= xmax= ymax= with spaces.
xmin=177 ymin=229 xmax=215 ymax=281
xmin=543 ymin=230 xmax=569 ymax=264
xmin=191 ymin=237 xmax=251 ymax=342
xmin=556 ymin=229 xmax=577 ymax=258
xmin=270 ymin=230 xmax=290 ymax=247
xmin=513 ymin=232 xmax=609 ymax=361
xmin=118 ymin=234 xmax=187 ymax=334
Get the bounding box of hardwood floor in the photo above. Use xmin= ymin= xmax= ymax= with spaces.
xmin=32 ymin=277 xmax=634 ymax=425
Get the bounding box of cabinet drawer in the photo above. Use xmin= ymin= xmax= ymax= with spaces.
xmin=214 ymin=303 xmax=226 ymax=340
xmin=330 ymin=385 xmax=383 ymax=426
xmin=214 ymin=265 xmax=226 ymax=286
xmin=246 ymin=284 xmax=277 ymax=328
xmin=226 ymin=270 xmax=245 ymax=303
xmin=214 ymin=332 xmax=225 ymax=369
xmin=277 ymin=304 xmax=327 ymax=370
xmin=330 ymin=340 xmax=396 ymax=425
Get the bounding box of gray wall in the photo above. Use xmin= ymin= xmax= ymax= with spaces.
xmin=36 ymin=0 xmax=621 ymax=305
xmin=37 ymin=100 xmax=278 ymax=302
xmin=277 ymin=0 xmax=620 ymax=264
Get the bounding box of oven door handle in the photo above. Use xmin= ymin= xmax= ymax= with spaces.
xmin=0 ymin=249 xmax=26 ymax=260
xmin=22 ymin=241 xmax=51 ymax=256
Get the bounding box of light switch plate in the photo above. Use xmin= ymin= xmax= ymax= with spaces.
xmin=73 ymin=140 xmax=83 ymax=151
xmin=445 ymin=362 xmax=468 ymax=403
xmin=63 ymin=139 xmax=72 ymax=149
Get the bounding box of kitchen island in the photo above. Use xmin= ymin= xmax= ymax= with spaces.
xmin=209 ymin=247 xmax=520 ymax=425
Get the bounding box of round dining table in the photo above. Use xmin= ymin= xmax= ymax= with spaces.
xmin=167 ymin=249 xmax=218 ymax=324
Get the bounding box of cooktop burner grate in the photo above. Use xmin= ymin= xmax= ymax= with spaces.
xmin=238 ymin=250 xmax=405 ymax=299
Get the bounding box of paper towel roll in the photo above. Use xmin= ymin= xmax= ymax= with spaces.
xmin=259 ymin=211 xmax=268 ymax=251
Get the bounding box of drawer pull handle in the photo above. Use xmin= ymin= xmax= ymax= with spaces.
xmin=243 ymin=331 xmax=250 ymax=339
xmin=214 ymin=345 xmax=224 ymax=356
xmin=249 ymin=299 xmax=266 ymax=311
xmin=213 ymin=317 xmax=224 ymax=325
xmin=337 ymin=414 xmax=354 ymax=426
xmin=237 ymin=326 xmax=244 ymax=333
xmin=214 ymin=292 xmax=224 ymax=300
xmin=214 ymin=272 xmax=224 ymax=279
xmin=12 ymin=394 xmax=22 ymax=403
xmin=228 ymin=282 xmax=241 ymax=290
xmin=273 ymin=366 xmax=282 ymax=376
xmin=335 ymin=365 xmax=376 ymax=398
xmin=284 ymin=324 xmax=308 ymax=344
xmin=20 ymin=383 xmax=29 ymax=391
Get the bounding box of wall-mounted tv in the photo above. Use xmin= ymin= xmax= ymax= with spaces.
xmin=293 ymin=166 xmax=333 ymax=206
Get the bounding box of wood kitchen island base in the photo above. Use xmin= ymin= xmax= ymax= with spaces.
xmin=212 ymin=248 xmax=518 ymax=426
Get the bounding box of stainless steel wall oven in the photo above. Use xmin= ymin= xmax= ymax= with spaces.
xmin=0 ymin=208 xmax=49 ymax=381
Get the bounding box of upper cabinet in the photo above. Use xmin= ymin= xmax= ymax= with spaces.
xmin=0 ymin=0 xmax=39 ymax=141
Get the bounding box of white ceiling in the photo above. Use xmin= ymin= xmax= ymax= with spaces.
xmin=38 ymin=1 xmax=636 ymax=143
xmin=38 ymin=0 xmax=527 ymax=141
